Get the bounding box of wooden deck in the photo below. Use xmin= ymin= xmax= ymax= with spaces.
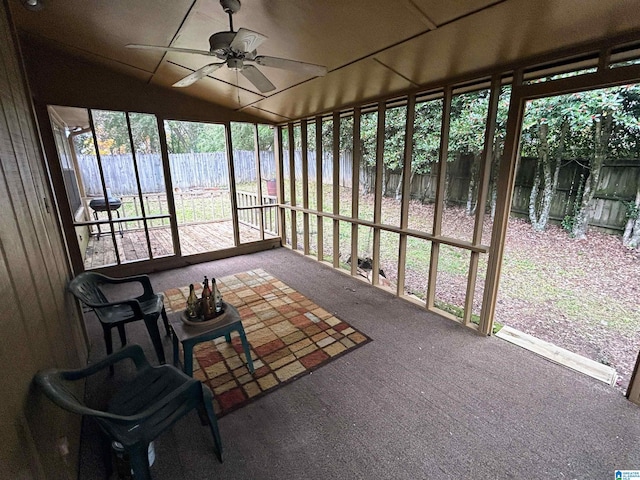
xmin=83 ymin=221 xmax=277 ymax=269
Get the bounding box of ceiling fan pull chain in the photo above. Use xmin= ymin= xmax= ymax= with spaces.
xmin=236 ymin=69 xmax=241 ymax=107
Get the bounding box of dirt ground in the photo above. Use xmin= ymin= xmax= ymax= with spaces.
xmin=496 ymin=216 xmax=640 ymax=392
xmin=326 ymin=193 xmax=640 ymax=392
xmin=370 ymin=197 xmax=640 ymax=392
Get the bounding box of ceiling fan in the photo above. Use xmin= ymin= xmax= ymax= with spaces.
xmin=126 ymin=0 xmax=327 ymax=93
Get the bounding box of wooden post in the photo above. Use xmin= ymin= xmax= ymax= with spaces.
xmin=254 ymin=124 xmax=265 ymax=240
xmin=301 ymin=119 xmax=310 ymax=255
xmin=398 ymin=94 xmax=416 ymax=297
xmin=480 ymin=70 xmax=525 ymax=334
xmin=372 ymin=101 xmax=385 ymax=286
xmin=288 ymin=122 xmax=297 ymax=250
xmin=463 ymin=75 xmax=501 ymax=330
xmin=224 ymin=122 xmax=240 ymax=247
xmin=426 ymin=87 xmax=452 ymax=309
xmin=275 ymin=126 xmax=285 ymax=242
xmin=332 ymin=111 xmax=340 ymax=268
xmin=316 ymin=116 xmax=324 ymax=261
xmin=156 ymin=116 xmax=180 ymax=257
xmin=351 ymin=107 xmax=361 ymax=277
xmin=125 ymin=113 xmax=153 ymax=259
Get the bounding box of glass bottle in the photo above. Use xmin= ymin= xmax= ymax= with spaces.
xmin=201 ymin=276 xmax=212 ymax=317
xmin=212 ymin=277 xmax=223 ymax=313
xmin=186 ymin=283 xmax=198 ymax=318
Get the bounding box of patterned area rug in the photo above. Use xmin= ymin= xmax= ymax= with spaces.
xmin=163 ymin=269 xmax=371 ymax=417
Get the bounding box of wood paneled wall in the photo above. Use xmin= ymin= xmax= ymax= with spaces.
xmin=0 ymin=1 xmax=87 ymax=478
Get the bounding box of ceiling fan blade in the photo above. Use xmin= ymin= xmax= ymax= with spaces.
xmin=172 ymin=63 xmax=224 ymax=88
xmin=126 ymin=44 xmax=213 ymax=56
xmin=230 ymin=28 xmax=268 ymax=53
xmin=240 ymin=65 xmax=276 ymax=93
xmin=253 ymin=55 xmax=327 ymax=77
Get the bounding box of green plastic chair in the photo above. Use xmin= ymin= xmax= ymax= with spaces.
xmin=68 ymin=272 xmax=170 ymax=369
xmin=35 ymin=344 xmax=223 ymax=479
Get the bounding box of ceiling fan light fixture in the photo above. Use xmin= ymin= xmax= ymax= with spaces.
xmin=22 ymin=0 xmax=44 ymax=11
xmin=226 ymin=58 xmax=243 ymax=70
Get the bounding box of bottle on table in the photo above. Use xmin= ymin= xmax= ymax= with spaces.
xmin=186 ymin=283 xmax=198 ymax=318
xmin=212 ymin=277 xmax=223 ymax=313
xmin=201 ymin=276 xmax=212 ymax=317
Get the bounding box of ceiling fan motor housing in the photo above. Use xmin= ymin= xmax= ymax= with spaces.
xmin=209 ymin=31 xmax=235 ymax=54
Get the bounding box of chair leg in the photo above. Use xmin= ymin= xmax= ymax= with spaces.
xmin=144 ymin=317 xmax=166 ymax=364
xmin=128 ymin=444 xmax=152 ymax=480
xmin=117 ymin=324 xmax=127 ymax=347
xmin=103 ymin=326 xmax=115 ymax=375
xmin=201 ymin=386 xmax=223 ymax=462
xmin=161 ymin=306 xmax=171 ymax=337
xmin=101 ymin=435 xmax=114 ymax=480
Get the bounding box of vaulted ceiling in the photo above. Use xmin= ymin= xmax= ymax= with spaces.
xmin=9 ymin=0 xmax=640 ymax=123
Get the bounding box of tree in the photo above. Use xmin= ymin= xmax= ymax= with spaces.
xmin=448 ymin=90 xmax=490 ymax=214
xmin=519 ymin=85 xmax=640 ymax=239
xmin=520 ymin=95 xmax=570 ymax=232
xmin=412 ymin=99 xmax=443 ymax=202
xmin=563 ymin=87 xmax=638 ymax=239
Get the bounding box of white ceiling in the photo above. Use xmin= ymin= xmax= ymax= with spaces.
xmin=10 ymin=0 xmax=640 ymax=123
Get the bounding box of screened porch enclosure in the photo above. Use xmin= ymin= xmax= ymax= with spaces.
xmin=46 ymin=43 xmax=640 ymax=385
xmin=48 ymin=106 xmax=279 ymax=270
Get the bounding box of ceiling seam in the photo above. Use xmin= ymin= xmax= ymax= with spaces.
xmin=320 ymin=0 xmax=511 ymax=78
xmin=405 ymin=0 xmax=438 ymax=30
xmin=238 ymin=0 xmax=510 ymax=111
xmin=147 ymin=0 xmax=198 ymax=83
xmin=372 ymin=58 xmax=420 ymax=87
xmin=240 ymin=105 xmax=291 ymax=121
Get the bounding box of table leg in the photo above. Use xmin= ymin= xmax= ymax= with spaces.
xmin=184 ymin=343 xmax=194 ymax=377
xmin=172 ymin=326 xmax=179 ymax=367
xmin=238 ymin=328 xmax=254 ymax=374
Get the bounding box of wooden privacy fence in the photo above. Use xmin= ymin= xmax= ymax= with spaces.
xmin=78 ymin=151 xmax=278 ymax=195
xmin=79 ymin=150 xmax=355 ymax=196
xmin=384 ymin=155 xmax=640 ymax=233
xmin=79 ymin=151 xmax=640 ymax=233
xmin=512 ymin=158 xmax=639 ymax=233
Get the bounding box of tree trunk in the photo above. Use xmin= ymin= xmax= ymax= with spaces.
xmin=529 ymin=123 xmax=549 ymax=231
xmin=408 ymin=170 xmax=416 ymax=202
xmin=571 ymin=113 xmax=613 ymax=239
xmin=443 ymin=154 xmax=456 ymax=208
xmin=362 ymin=165 xmax=373 ymax=194
xmin=466 ymin=154 xmax=480 ymax=216
xmin=381 ymin=165 xmax=388 ymax=197
xmin=551 ymin=122 xmax=568 ymax=199
xmin=627 ymin=218 xmax=640 ymax=248
xmin=623 ymin=182 xmax=640 ymax=248
xmin=538 ymin=121 xmax=567 ymax=230
xmin=395 ymin=167 xmax=403 ymax=200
